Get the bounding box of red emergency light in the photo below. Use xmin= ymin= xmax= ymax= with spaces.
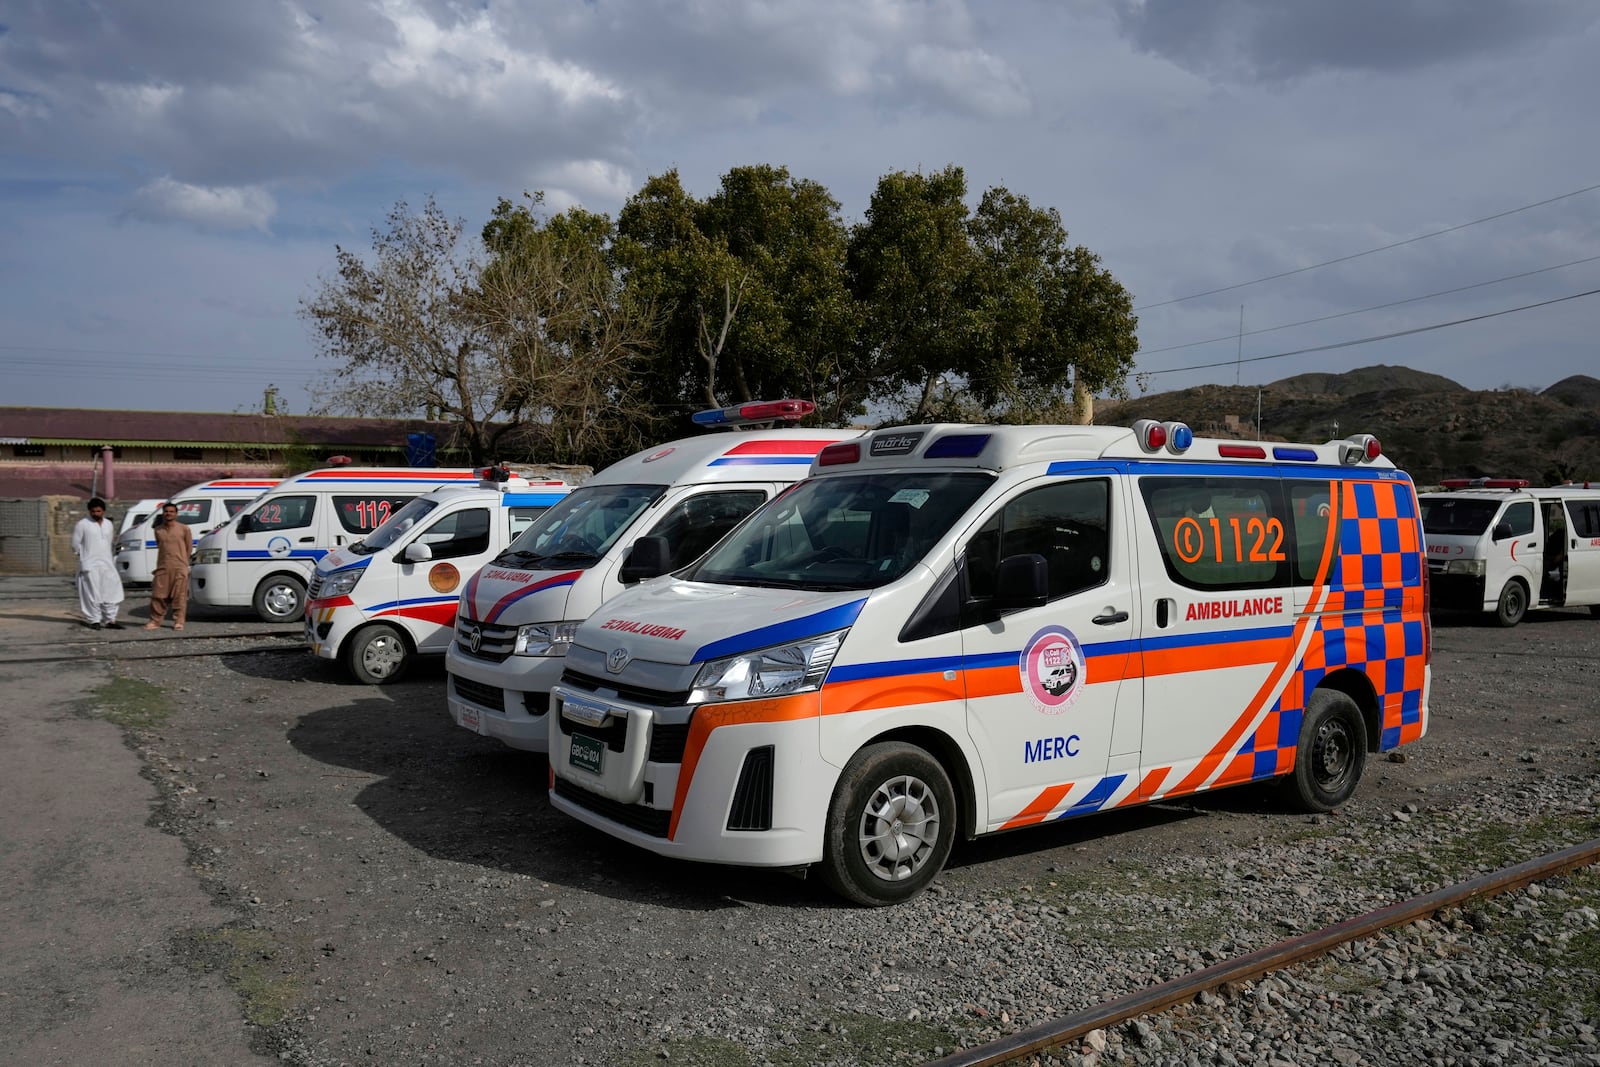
xmin=818 ymin=442 xmax=860 ymax=466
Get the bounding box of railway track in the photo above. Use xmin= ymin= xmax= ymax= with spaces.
xmin=924 ymin=838 xmax=1600 ymax=1067
xmin=0 ymin=629 xmax=303 ymax=665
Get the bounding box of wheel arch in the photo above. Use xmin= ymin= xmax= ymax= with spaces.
xmin=855 ymin=724 xmax=978 ymax=842
xmin=1314 ymin=667 xmax=1380 ymax=753
xmin=341 ymin=616 xmax=417 ymax=659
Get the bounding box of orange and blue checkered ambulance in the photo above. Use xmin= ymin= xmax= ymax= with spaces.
xmin=547 ymin=420 xmax=1433 ymax=905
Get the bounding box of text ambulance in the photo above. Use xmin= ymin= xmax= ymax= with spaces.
xmin=547 ymin=421 xmax=1432 ymax=905
xmin=115 ymin=479 xmax=279 ymax=583
xmin=447 ymin=403 xmax=862 ymax=752
xmin=190 ymin=467 xmax=482 ymax=622
xmin=1421 ymin=479 xmax=1600 ymax=625
xmin=305 ymin=472 xmax=573 ymax=683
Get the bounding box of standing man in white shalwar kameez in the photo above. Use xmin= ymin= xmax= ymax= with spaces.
xmin=72 ymin=497 xmax=125 ymax=629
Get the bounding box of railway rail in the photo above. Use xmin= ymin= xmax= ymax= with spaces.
xmin=924 ymin=838 xmax=1600 ymax=1067
xmin=0 ymin=630 xmax=302 ymax=665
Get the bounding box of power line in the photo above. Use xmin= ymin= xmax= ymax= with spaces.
xmin=1139 ymin=254 xmax=1600 ymax=356
xmin=1134 ymin=181 xmax=1600 ymax=311
xmin=1140 ymin=287 xmax=1600 ymax=378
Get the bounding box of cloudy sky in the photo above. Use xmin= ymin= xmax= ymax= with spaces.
xmin=3 ymin=0 xmax=1597 ymax=418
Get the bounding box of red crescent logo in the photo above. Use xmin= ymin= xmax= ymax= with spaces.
xmin=1510 ymin=541 xmax=1519 ymax=562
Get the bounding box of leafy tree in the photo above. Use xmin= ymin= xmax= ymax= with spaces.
xmin=617 ymin=166 xmax=859 ymax=424
xmin=302 ymin=195 xmax=656 ymax=466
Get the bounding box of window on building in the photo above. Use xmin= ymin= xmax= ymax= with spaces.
xmin=173 ymin=447 xmax=203 ymax=461
xmin=12 ymin=444 xmax=45 ymax=457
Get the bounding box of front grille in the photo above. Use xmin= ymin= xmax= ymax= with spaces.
xmin=454 ymin=618 xmax=517 ymax=663
xmin=726 ymin=746 xmax=774 ymax=831
xmin=452 ymin=675 xmax=506 ymax=711
xmin=560 ymin=667 xmax=692 ymax=708
xmin=553 ymin=778 xmax=671 ymax=837
xmin=308 ymin=574 xmax=324 ymax=599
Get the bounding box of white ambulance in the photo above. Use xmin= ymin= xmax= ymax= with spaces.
xmin=546 ymin=420 xmax=1433 ymax=905
xmin=305 ymin=472 xmax=574 ymax=683
xmin=114 ymin=479 xmax=279 ymax=583
xmin=1420 ymin=478 xmax=1600 ymax=626
xmin=446 ymin=402 xmax=863 ymax=753
xmin=190 ymin=467 xmax=483 ymax=622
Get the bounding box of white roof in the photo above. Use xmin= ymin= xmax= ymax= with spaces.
xmin=586 ymin=427 xmax=864 ymax=487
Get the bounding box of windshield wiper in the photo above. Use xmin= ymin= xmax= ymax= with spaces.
xmin=546 ymin=550 xmax=600 ymax=561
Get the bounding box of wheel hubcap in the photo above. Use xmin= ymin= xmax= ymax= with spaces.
xmin=265 ymin=584 xmax=299 ymax=617
xmin=361 ymin=634 xmax=403 ymax=677
xmin=857 ymin=774 xmax=940 ymax=882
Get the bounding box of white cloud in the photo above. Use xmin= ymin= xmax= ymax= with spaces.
xmin=125 ymin=178 xmax=278 ymax=232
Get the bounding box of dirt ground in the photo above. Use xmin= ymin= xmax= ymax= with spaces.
xmin=1 ymin=575 xmax=1596 ymax=1065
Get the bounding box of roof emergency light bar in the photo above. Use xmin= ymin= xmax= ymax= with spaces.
xmin=1438 ymin=477 xmax=1531 ymax=490
xmin=691 ymin=399 xmax=815 ymax=428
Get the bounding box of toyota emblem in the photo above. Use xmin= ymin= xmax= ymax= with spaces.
xmin=465 ymin=623 xmax=482 ymax=654
xmin=606 ymin=647 xmax=630 ymax=674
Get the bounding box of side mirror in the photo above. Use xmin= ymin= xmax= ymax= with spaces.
xmin=403 ymin=541 xmax=433 ymax=563
xmin=619 ymin=535 xmax=671 ymax=584
xmin=992 ymin=553 xmax=1048 ymax=613
xmin=235 ymin=515 xmax=252 ymax=535
xmin=1492 ymin=521 xmax=1512 ymax=542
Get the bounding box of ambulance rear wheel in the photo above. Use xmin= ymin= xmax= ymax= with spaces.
xmin=821 ymin=742 xmax=956 ymax=907
xmin=345 ymin=624 xmax=410 ymax=685
xmin=1283 ymin=689 xmax=1367 ymax=812
xmin=1494 ymin=581 xmax=1527 ymax=628
xmin=253 ymin=574 xmax=305 ymax=622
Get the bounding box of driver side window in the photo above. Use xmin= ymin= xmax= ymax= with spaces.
xmin=965 ymin=480 xmax=1111 ymax=602
xmin=1501 ymin=501 xmax=1535 ymax=537
xmin=649 ymin=491 xmax=769 ymax=569
xmin=415 ymin=508 xmax=492 ymax=560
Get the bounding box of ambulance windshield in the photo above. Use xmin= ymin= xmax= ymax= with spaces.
xmin=493 ymin=483 xmax=665 ymax=569
xmin=1421 ymin=497 xmax=1500 ymax=536
xmin=687 ymin=471 xmax=993 ymax=590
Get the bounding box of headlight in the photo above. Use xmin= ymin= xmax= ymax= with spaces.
xmin=688 ymin=628 xmax=848 ymax=704
xmin=514 ymin=621 xmax=581 ymax=657
xmin=321 ymin=569 xmax=363 ymax=597
xmin=1444 ymin=559 xmax=1486 ymax=576
xmin=197 ymin=548 xmax=223 ymax=565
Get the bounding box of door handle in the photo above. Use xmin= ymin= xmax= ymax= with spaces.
xmin=298 ymin=535 xmax=315 ymax=542
xmin=1092 ymin=608 xmax=1129 ymax=625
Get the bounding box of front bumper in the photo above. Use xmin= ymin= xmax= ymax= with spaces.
xmin=444 ymin=641 xmax=565 ymax=752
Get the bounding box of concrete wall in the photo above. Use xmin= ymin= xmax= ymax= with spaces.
xmin=0 ymin=497 xmax=146 ymax=576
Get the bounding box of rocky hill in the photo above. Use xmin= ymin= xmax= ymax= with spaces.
xmin=1098 ymin=365 xmax=1600 ymax=487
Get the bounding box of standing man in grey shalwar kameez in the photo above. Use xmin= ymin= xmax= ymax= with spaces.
xmin=72 ymin=497 xmax=125 ymax=629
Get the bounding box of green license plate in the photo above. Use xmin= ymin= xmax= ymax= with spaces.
xmin=569 ymin=732 xmax=605 ymax=775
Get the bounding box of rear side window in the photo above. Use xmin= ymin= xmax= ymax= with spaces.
xmin=224 ymin=498 xmax=256 ymax=518
xmin=334 ymin=495 xmax=414 ymax=535
xmin=1286 ymin=481 xmax=1340 ymax=583
xmin=172 ymin=500 xmax=210 ymax=526
xmin=1140 ymin=476 xmax=1290 ymax=591
xmin=1568 ymin=500 xmax=1600 ymax=539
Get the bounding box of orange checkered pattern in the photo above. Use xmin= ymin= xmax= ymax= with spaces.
xmin=1222 ymin=477 xmax=1428 ymax=785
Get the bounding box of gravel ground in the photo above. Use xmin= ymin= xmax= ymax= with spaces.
xmin=48 ymin=596 xmax=1600 ymax=1066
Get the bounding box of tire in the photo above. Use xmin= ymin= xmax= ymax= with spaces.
xmin=1494 ymin=581 xmax=1527 ymax=628
xmin=344 ymin=623 xmax=410 ymax=685
xmin=1589 ymin=604 xmax=1600 ymax=619
xmin=1282 ymin=689 xmax=1368 ymax=812
xmin=820 ymin=742 xmax=956 ymax=907
xmin=252 ymin=574 xmax=306 ymax=622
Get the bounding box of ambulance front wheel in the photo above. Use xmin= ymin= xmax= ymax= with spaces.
xmin=345 ymin=623 xmax=410 ymax=685
xmin=1283 ymin=689 xmax=1367 ymax=812
xmin=821 ymin=742 xmax=956 ymax=907
xmin=1494 ymin=580 xmax=1527 ymax=628
xmin=252 ymin=574 xmax=305 ymax=622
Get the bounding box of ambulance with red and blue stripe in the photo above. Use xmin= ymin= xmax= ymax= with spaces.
xmin=190 ymin=466 xmax=484 ymax=622
xmin=114 ymin=478 xmax=280 ymax=583
xmin=305 ymin=470 xmax=574 ymax=683
xmin=446 ymin=402 xmax=863 ymax=752
xmin=545 ymin=420 xmax=1432 ymax=905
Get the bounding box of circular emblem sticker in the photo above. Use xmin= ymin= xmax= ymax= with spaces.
xmin=1020 ymin=625 xmax=1087 ymax=714
xmin=428 ymin=562 xmax=460 ymax=593
xmin=267 ymin=535 xmax=292 ymax=559
xmin=642 ymin=447 xmax=676 ymax=463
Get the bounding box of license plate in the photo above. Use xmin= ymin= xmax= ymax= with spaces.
xmin=458 ymin=705 xmax=480 ymax=731
xmin=569 ymin=732 xmax=605 ymax=774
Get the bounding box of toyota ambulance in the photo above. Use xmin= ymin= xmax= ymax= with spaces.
xmin=305 ymin=471 xmax=574 ymax=683
xmin=546 ymin=420 xmax=1432 ymax=906
xmin=446 ymin=402 xmax=863 ymax=753
xmin=115 ymin=479 xmax=279 ymax=583
xmin=1421 ymin=478 xmax=1600 ymax=626
xmin=190 ymin=467 xmax=483 ymax=622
